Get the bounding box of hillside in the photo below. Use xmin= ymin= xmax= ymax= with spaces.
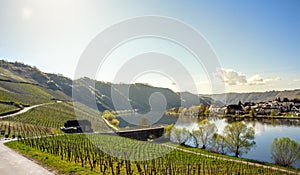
xmin=0 ymin=60 xmax=210 ymax=112
xmin=0 ymin=60 xmax=71 ymax=105
xmin=2 ymin=60 xmax=300 ymax=110
xmin=203 ymin=89 xmax=300 ymax=105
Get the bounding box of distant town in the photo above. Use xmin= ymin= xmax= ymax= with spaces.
xmin=210 ymin=97 xmax=300 ymax=117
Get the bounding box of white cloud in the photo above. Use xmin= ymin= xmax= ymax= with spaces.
xmin=293 ymin=79 xmax=300 ymax=82
xmin=215 ymin=68 xmax=247 ymax=85
xmin=248 ymin=75 xmax=281 ymax=85
xmin=215 ymin=68 xmax=281 ymax=86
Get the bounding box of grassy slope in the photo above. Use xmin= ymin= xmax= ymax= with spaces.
xmin=3 ymin=102 xmax=106 ymax=132
xmin=0 ymin=103 xmax=19 ymax=115
xmin=5 ymin=134 xmax=298 ymax=175
xmin=165 ymin=142 xmax=300 ymax=173
xmin=0 ymin=81 xmax=69 ymax=105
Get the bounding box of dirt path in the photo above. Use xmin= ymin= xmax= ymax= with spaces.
xmin=0 ymin=139 xmax=54 ymax=175
xmin=162 ymin=144 xmax=300 ymax=175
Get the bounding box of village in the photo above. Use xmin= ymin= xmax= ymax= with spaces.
xmin=210 ymin=98 xmax=300 ymax=117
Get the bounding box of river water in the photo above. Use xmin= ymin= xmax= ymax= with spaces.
xmin=117 ymin=114 xmax=300 ymax=168
xmin=173 ymin=117 xmax=300 ymax=168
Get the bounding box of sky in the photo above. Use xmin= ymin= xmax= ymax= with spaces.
xmin=0 ymin=0 xmax=299 ymax=94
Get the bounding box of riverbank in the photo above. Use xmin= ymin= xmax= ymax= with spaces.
xmin=164 ymin=142 xmax=300 ymax=174
xmin=223 ymin=114 xmax=300 ymax=120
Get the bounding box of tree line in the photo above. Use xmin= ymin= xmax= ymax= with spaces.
xmin=168 ymin=120 xmax=300 ymax=167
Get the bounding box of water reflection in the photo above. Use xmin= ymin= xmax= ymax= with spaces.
xmin=173 ymin=116 xmax=300 ymax=168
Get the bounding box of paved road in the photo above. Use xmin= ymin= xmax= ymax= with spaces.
xmin=0 ymin=103 xmax=50 ymax=119
xmin=0 ymin=139 xmax=54 ymax=175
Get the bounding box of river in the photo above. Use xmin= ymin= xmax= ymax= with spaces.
xmin=116 ymin=114 xmax=300 ymax=168
xmin=173 ymin=117 xmax=300 ymax=168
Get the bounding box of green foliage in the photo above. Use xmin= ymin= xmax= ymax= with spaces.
xmin=211 ymin=133 xmax=227 ymax=154
xmin=204 ymin=106 xmax=210 ymax=117
xmin=171 ymin=127 xmax=191 ymax=145
xmin=110 ymin=119 xmax=119 ymax=126
xmin=164 ymin=124 xmax=174 ymax=138
xmin=165 ymin=103 xmax=212 ymax=118
xmin=102 ymin=110 xmax=119 ymax=127
xmin=222 ymin=122 xmax=256 ymax=157
xmin=270 ymin=137 xmax=300 ymax=167
xmin=270 ymin=109 xmax=277 ymax=116
xmin=0 ymin=103 xmax=19 ymax=115
xmin=102 ymin=111 xmax=115 ymax=121
xmin=192 ymin=119 xmax=217 ymax=149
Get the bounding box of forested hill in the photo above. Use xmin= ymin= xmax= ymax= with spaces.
xmin=0 ymin=60 xmax=211 ymax=112
xmin=202 ymin=89 xmax=300 ymax=105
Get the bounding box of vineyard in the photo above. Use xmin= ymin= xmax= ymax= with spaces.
xmin=8 ymin=134 xmax=295 ymax=175
xmin=0 ymin=102 xmax=107 ymax=141
xmin=1 ymin=102 xmax=106 ymax=132
xmin=0 ymin=103 xmax=19 ymax=115
xmin=0 ymin=121 xmax=54 ymax=138
xmin=1 ymin=102 xmax=299 ymax=174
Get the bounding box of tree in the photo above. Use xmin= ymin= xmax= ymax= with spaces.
xmin=102 ymin=110 xmax=115 ymax=121
xmin=189 ymin=105 xmax=199 ymax=116
xmin=164 ymin=124 xmax=174 ymax=138
xmin=250 ymin=108 xmax=256 ymax=117
xmin=138 ymin=116 xmax=150 ymax=128
xmin=102 ymin=110 xmax=119 ymax=126
xmin=223 ymin=122 xmax=256 ymax=157
xmin=270 ymin=137 xmax=300 ymax=167
xmin=270 ymin=109 xmax=277 ymax=116
xmin=192 ymin=119 xmax=217 ymax=149
xmin=211 ymin=133 xmax=227 ymax=154
xmin=204 ymin=106 xmax=210 ymax=117
xmin=111 ymin=119 xmax=119 ymax=126
xmin=171 ymin=127 xmax=191 ymax=145
xmin=199 ymin=103 xmax=206 ymax=116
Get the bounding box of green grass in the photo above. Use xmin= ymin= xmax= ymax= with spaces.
xmin=5 ymin=141 xmax=94 ymax=175
xmin=0 ymin=81 xmax=70 ymax=105
xmin=0 ymin=68 xmax=30 ymax=82
xmin=0 ymin=103 xmax=19 ymax=115
xmin=5 ymin=134 xmax=296 ymax=175
xmin=165 ymin=142 xmax=300 ymax=173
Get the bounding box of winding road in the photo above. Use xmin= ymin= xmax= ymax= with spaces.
xmin=0 ymin=103 xmax=55 ymax=175
xmin=0 ymin=103 xmax=50 ymax=119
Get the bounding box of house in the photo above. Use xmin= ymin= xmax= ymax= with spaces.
xmin=225 ymin=105 xmax=244 ymax=115
xmin=60 ymin=120 xmax=93 ymax=133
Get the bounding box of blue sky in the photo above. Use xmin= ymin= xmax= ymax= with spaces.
xmin=0 ymin=0 xmax=299 ymax=94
